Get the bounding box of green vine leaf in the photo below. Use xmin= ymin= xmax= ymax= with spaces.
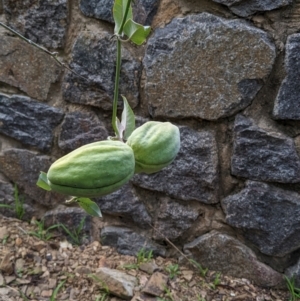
xmin=116 ymin=117 xmax=125 ymax=140
xmin=121 ymin=95 xmax=135 ymax=140
xmin=113 ymin=0 xmax=133 ymax=34
xmin=36 ymin=172 xmax=51 ymax=191
xmin=76 ymin=197 xmax=102 ymax=217
xmin=123 ymin=19 xmax=151 ymax=45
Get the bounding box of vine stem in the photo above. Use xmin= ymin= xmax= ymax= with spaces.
xmin=0 ymin=22 xmax=89 ymax=81
xmin=111 ymin=0 xmax=132 ymax=138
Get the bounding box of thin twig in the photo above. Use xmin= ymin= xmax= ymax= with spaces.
xmin=0 ymin=21 xmax=89 ymax=81
xmin=148 ymin=223 xmax=195 ymax=265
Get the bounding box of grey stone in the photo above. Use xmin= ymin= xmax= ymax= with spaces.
xmin=0 ymin=148 xmax=65 ymax=207
xmin=273 ymin=34 xmax=300 ymax=120
xmin=286 ymin=257 xmax=300 ymax=287
xmin=43 ymin=206 xmax=92 ymax=243
xmin=0 ymin=180 xmax=15 ymax=218
xmin=142 ymin=272 xmax=168 ymax=296
xmin=0 ymin=36 xmax=61 ymax=100
xmin=222 ymin=180 xmax=300 ymax=257
xmin=4 ymin=0 xmax=68 ymax=49
xmin=212 ymin=0 xmax=293 ymax=17
xmin=0 ymin=180 xmax=41 ymax=220
xmin=132 ymin=127 xmax=219 ymax=204
xmin=62 ymin=31 xmax=140 ymax=110
xmin=184 ymin=231 xmax=283 ymax=287
xmin=0 ymin=94 xmax=64 ymax=151
xmin=80 ymin=0 xmax=158 ymax=25
xmin=231 ymin=115 xmax=300 ymax=183
xmin=143 ymin=13 xmax=275 ymax=120
xmin=139 ymin=261 xmax=159 ymax=274
xmin=153 ymin=197 xmax=199 ymax=240
xmin=96 ymin=184 xmax=152 ymax=229
xmin=0 ymin=180 xmax=14 ymax=204
xmin=100 ymin=226 xmax=166 ymax=257
xmin=93 ymin=267 xmax=137 ymax=299
xmin=58 ymin=111 xmax=108 ymax=152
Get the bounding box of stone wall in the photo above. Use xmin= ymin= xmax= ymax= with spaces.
xmin=1 ymin=0 xmax=300 ymax=287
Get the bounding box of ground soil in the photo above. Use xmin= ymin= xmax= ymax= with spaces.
xmin=0 ymin=215 xmax=290 ymax=301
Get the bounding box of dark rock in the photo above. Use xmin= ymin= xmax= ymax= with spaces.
xmin=222 ymin=180 xmax=300 ymax=257
xmin=100 ymin=226 xmax=166 ymax=257
xmin=96 ymin=184 xmax=152 ymax=229
xmin=0 ymin=180 xmax=14 ymax=204
xmin=212 ymin=0 xmax=293 ymax=17
xmin=80 ymin=0 xmax=158 ymax=25
xmin=58 ymin=111 xmax=108 ymax=152
xmin=0 ymin=36 xmax=61 ymax=100
xmin=62 ymin=31 xmax=140 ymax=110
xmin=132 ymin=127 xmax=219 ymax=204
xmin=286 ymin=258 xmax=300 ymax=287
xmin=143 ymin=13 xmax=275 ymax=120
xmin=0 ymin=94 xmax=64 ymax=151
xmin=0 ymin=180 xmax=15 ymax=217
xmin=0 ymin=148 xmax=65 ymax=207
xmin=0 ymin=180 xmax=38 ymax=220
xmin=184 ymin=230 xmax=283 ymax=287
xmin=3 ymin=0 xmax=68 ymax=49
xmin=153 ymin=197 xmax=199 ymax=240
xmin=231 ymin=115 xmax=300 ymax=183
xmin=273 ymin=34 xmax=300 ymax=120
xmin=43 ymin=205 xmax=92 ymax=243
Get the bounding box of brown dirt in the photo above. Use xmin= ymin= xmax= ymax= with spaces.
xmin=0 ymin=215 xmax=290 ymax=301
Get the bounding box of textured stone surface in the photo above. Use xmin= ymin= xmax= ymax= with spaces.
xmin=3 ymin=0 xmax=68 ymax=48
xmin=43 ymin=206 xmax=92 ymax=242
xmin=184 ymin=231 xmax=283 ymax=287
xmin=286 ymin=258 xmax=300 ymax=287
xmin=142 ymin=272 xmax=168 ymax=296
xmin=100 ymin=226 xmax=166 ymax=257
xmin=231 ymin=115 xmax=300 ymax=183
xmin=212 ymin=0 xmax=293 ymax=17
xmin=133 ymin=126 xmax=219 ymax=204
xmin=94 ymin=267 xmax=137 ymax=299
xmin=0 ymin=94 xmax=64 ymax=151
xmin=80 ymin=0 xmax=158 ymax=25
xmin=0 ymin=149 xmax=64 ymax=207
xmin=153 ymin=197 xmax=199 ymax=240
xmin=273 ymin=34 xmax=300 ymax=120
xmin=222 ymin=181 xmax=300 ymax=257
xmin=0 ymin=179 xmax=39 ymax=220
xmin=58 ymin=111 xmax=108 ymax=152
xmin=0 ymin=180 xmax=14 ymax=204
xmin=62 ymin=31 xmax=140 ymax=110
xmin=96 ymin=184 xmax=152 ymax=229
xmin=0 ymin=36 xmax=61 ymax=100
xmin=143 ymin=13 xmax=275 ymax=120
xmin=0 ymin=180 xmax=15 ymax=218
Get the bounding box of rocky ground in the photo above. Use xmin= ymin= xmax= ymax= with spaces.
xmin=0 ymin=215 xmax=290 ymax=301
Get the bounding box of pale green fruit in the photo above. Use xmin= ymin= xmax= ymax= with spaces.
xmin=127 ymin=121 xmax=180 ymax=174
xmin=47 ymin=140 xmax=135 ymax=197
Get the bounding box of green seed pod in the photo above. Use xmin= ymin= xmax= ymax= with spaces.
xmin=47 ymin=140 xmax=135 ymax=197
xmin=126 ymin=121 xmax=180 ymax=174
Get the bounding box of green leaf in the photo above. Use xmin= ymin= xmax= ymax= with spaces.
xmin=116 ymin=116 xmax=125 ymax=140
xmin=121 ymin=95 xmax=135 ymax=140
xmin=0 ymin=204 xmax=13 ymax=209
xmin=123 ymin=19 xmax=151 ymax=45
xmin=77 ymin=198 xmax=102 ymax=217
xmin=36 ymin=172 xmax=51 ymax=191
xmin=113 ymin=0 xmax=133 ymax=34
